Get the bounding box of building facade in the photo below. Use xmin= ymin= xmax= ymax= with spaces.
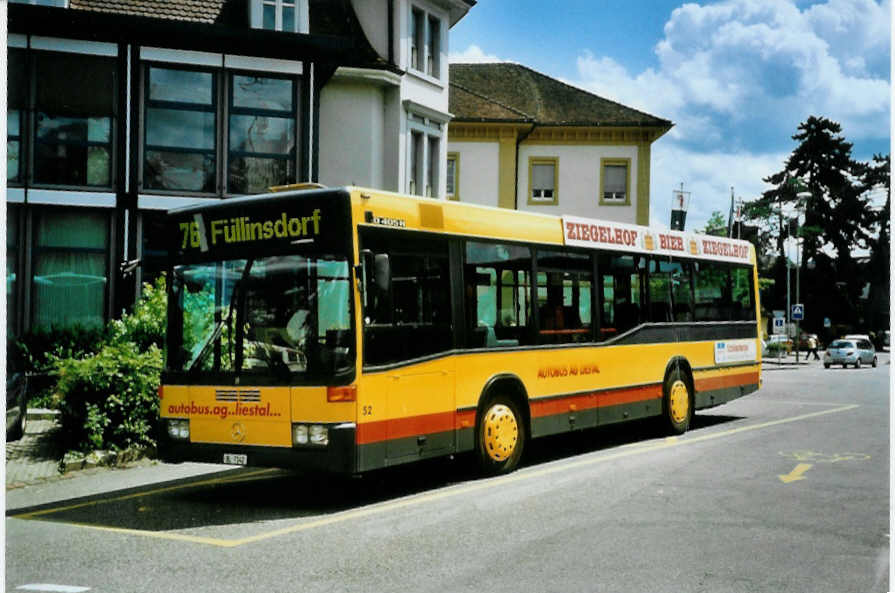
xmin=6 ymin=0 xmax=473 ymax=337
xmin=317 ymin=0 xmax=472 ymax=198
xmin=447 ymin=63 xmax=672 ymax=224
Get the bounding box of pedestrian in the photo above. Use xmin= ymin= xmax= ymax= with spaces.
xmin=808 ymin=335 xmax=820 ymax=360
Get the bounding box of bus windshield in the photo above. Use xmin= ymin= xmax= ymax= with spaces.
xmin=168 ymin=253 xmax=353 ymax=379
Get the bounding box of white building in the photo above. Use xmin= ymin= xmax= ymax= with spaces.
xmin=447 ymin=63 xmax=672 ymax=225
xmin=318 ymin=0 xmax=474 ymax=198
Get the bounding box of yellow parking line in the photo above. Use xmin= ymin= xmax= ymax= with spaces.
xmin=10 ymin=404 xmax=859 ymax=547
xmin=11 ymin=468 xmax=278 ymax=520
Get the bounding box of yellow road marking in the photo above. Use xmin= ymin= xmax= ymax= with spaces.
xmin=779 ymin=463 xmax=813 ymax=483
xmin=11 ymin=468 xmax=278 ymax=520
xmin=10 ymin=403 xmax=859 ymax=548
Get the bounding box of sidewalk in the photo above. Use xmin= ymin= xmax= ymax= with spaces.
xmin=5 ymin=413 xmax=65 ymax=489
xmin=5 ymin=410 xmax=156 ymax=490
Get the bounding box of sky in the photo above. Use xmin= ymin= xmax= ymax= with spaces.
xmin=448 ymin=0 xmax=891 ymax=232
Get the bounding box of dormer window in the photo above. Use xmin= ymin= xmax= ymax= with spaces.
xmin=250 ymin=0 xmax=308 ymax=34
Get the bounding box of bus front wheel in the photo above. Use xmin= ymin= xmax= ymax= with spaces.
xmin=476 ymin=395 xmax=525 ymax=475
xmin=662 ymin=367 xmax=693 ymax=435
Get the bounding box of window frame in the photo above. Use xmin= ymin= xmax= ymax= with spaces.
xmin=446 ymin=152 xmax=459 ymax=201
xmin=251 ymin=0 xmax=308 ymax=33
xmin=21 ymin=49 xmax=118 ymax=191
xmin=30 ymin=207 xmax=112 ymax=330
xmin=599 ymin=157 xmax=631 ymax=206
xmin=225 ymin=71 xmax=299 ymax=196
xmin=407 ymin=3 xmax=444 ymax=81
xmin=142 ymin=63 xmax=219 ymax=196
xmin=405 ymin=109 xmax=444 ymax=197
xmin=140 ymin=63 xmax=303 ymax=197
xmin=528 ymin=157 xmax=559 ymax=206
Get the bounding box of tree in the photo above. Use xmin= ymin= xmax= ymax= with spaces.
xmin=742 ymin=116 xmax=879 ymax=333
xmin=702 ymin=210 xmax=727 ymax=236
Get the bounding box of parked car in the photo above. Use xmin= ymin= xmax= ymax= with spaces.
xmin=824 ymin=338 xmax=877 ymax=369
xmin=6 ymin=352 xmax=28 ymax=441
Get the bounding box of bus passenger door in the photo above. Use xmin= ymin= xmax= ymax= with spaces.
xmin=385 ymin=362 xmax=456 ymax=461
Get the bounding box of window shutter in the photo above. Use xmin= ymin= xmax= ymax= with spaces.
xmin=604 ymin=164 xmax=626 ymax=195
xmin=532 ymin=163 xmax=555 ymax=191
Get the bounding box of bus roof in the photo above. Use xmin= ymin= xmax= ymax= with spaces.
xmin=168 ymin=185 xmax=754 ymax=266
xmin=347 ymin=186 xmax=754 ymax=265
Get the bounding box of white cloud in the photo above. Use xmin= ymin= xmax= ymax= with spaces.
xmin=649 ymin=144 xmax=789 ymax=232
xmin=563 ymin=0 xmax=889 ymax=228
xmin=569 ymin=0 xmax=891 ymax=146
xmin=449 ymin=44 xmax=506 ymax=63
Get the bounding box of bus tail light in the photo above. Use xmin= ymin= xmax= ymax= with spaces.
xmin=327 ymin=385 xmax=357 ymax=402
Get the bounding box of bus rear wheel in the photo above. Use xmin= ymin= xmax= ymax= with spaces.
xmin=476 ymin=395 xmax=525 ymax=475
xmin=663 ymin=368 xmax=692 ymax=435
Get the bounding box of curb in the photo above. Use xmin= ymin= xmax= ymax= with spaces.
xmin=60 ymin=446 xmax=157 ymax=475
xmin=27 ymin=408 xmax=61 ymax=421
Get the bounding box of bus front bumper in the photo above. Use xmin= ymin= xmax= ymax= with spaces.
xmin=157 ymin=422 xmax=356 ymax=475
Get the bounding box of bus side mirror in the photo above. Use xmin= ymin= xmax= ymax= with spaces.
xmin=373 ymin=254 xmax=391 ymax=294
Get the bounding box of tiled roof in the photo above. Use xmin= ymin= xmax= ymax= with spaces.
xmin=69 ymin=0 xmax=228 ymax=23
xmin=450 ymin=63 xmax=672 ymax=128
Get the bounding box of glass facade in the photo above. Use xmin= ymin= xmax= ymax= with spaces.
xmin=144 ymin=67 xmax=217 ymax=193
xmin=228 ymin=75 xmax=296 ymax=194
xmin=32 ymin=210 xmax=109 ymax=329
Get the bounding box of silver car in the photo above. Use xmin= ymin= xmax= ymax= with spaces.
xmin=824 ymin=339 xmax=877 ymax=369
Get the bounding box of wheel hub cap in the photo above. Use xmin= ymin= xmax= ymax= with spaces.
xmin=669 ymin=380 xmax=689 ymax=424
xmin=483 ymin=404 xmax=518 ymax=462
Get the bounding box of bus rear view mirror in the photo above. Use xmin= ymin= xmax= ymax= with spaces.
xmin=373 ymin=253 xmax=391 ymax=294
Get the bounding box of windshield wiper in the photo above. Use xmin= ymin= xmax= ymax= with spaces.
xmin=187 ymin=260 xmax=254 ymax=373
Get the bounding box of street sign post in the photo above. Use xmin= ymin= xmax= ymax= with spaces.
xmin=772 ymin=317 xmax=785 ymax=335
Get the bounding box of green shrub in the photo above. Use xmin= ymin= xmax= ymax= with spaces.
xmin=55 ymin=342 xmax=163 ymax=452
xmin=52 ymin=275 xmax=167 ymax=452
xmin=11 ymin=325 xmax=109 ymax=374
xmin=108 ymin=275 xmax=167 ymax=351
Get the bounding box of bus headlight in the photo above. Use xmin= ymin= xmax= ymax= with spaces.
xmin=292 ymin=424 xmax=308 ymax=445
xmin=309 ymin=425 xmax=329 ymax=446
xmin=292 ymin=424 xmax=328 ymax=447
xmin=166 ymin=419 xmax=190 ymax=441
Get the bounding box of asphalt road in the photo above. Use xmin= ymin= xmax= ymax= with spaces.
xmin=6 ymin=356 xmax=890 ymax=593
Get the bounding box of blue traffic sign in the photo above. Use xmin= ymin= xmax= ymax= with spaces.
xmin=792 ymin=304 xmax=804 ymax=320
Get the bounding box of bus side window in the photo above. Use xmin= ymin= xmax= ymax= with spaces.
xmin=536 ymin=249 xmax=593 ymax=344
xmin=359 ymin=228 xmax=452 ymax=366
xmin=599 ymin=253 xmax=644 ymax=339
xmin=465 ymin=241 xmax=532 ymax=348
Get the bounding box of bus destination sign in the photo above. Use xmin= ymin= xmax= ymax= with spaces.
xmin=562 ymin=215 xmax=752 ymax=264
xmin=167 ymin=191 xmax=351 ymax=259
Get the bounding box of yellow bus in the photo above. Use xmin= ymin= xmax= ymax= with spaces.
xmin=159 ymin=186 xmax=761 ymax=475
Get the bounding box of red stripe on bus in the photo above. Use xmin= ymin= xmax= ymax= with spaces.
xmin=530 ymin=383 xmax=662 ymax=417
xmin=356 ymin=411 xmax=456 ymax=445
xmin=355 ymin=373 xmax=757 ymax=446
xmin=694 ymin=371 xmax=759 ymax=392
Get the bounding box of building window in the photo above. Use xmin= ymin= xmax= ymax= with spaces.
xmin=446 ymin=152 xmax=459 ymax=200
xmin=406 ymin=110 xmax=444 ymax=197
xmin=7 ymin=206 xmax=20 ymax=337
xmin=600 ymin=158 xmax=630 ymax=205
xmin=144 ymin=66 xmax=217 ymax=193
xmin=228 ymin=75 xmax=296 ymax=194
xmin=409 ymin=5 xmax=442 ymax=79
xmin=528 ymin=157 xmax=558 ymax=205
xmin=33 ymin=52 xmax=116 ymax=188
xmin=143 ymin=66 xmax=300 ymax=196
xmin=32 ymin=209 xmax=109 ymax=330
xmin=427 ymin=15 xmax=440 ymax=78
xmin=250 ymin=0 xmax=307 ymax=33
